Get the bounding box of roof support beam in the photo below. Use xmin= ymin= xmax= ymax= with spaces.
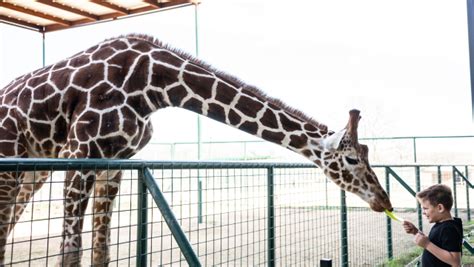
xmin=89 ymin=1 xmax=129 ymax=15
xmin=143 ymin=0 xmax=162 ymax=9
xmin=0 ymin=2 xmax=71 ymax=26
xmin=161 ymin=0 xmax=196 ymax=8
xmin=0 ymin=14 xmax=42 ymax=31
xmin=36 ymin=0 xmax=99 ymax=21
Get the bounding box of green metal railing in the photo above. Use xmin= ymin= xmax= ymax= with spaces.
xmin=361 ymin=135 xmax=474 ymax=163
xmin=0 ymin=159 xmax=472 ymax=266
xmin=145 ymin=135 xmax=474 ymax=163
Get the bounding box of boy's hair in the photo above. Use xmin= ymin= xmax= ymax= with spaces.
xmin=416 ymin=184 xmax=453 ymax=211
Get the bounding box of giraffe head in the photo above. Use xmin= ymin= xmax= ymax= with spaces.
xmin=318 ymin=109 xmax=393 ymax=212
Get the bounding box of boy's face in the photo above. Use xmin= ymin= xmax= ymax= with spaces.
xmin=420 ymin=198 xmax=444 ymax=223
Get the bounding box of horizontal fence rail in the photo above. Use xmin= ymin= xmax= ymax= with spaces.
xmin=142 ymin=135 xmax=474 ymax=164
xmin=0 ymin=159 xmax=471 ymax=266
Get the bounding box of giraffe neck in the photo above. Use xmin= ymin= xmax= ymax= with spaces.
xmin=134 ymin=37 xmax=330 ymax=164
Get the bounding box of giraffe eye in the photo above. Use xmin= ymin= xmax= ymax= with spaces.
xmin=345 ymin=156 xmax=359 ymax=165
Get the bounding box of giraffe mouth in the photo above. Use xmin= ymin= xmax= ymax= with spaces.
xmin=368 ymin=195 xmax=393 ymax=212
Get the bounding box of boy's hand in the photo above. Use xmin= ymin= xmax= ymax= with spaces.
xmin=414 ymin=232 xmax=430 ymax=248
xmin=402 ymin=221 xmax=419 ymax=235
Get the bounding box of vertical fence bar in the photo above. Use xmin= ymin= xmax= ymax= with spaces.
xmin=171 ymin=143 xmax=175 ymax=160
xmin=243 ymin=142 xmax=248 ymax=160
xmin=467 ymin=166 xmax=471 ymax=221
xmin=413 ymin=137 xmax=417 ymax=163
xmin=42 ymin=32 xmax=46 ymax=67
xmin=437 ymin=166 xmax=442 ymax=184
xmin=340 ymin=190 xmax=348 ymax=267
xmin=453 ymin=167 xmax=458 ymax=217
xmin=137 ymin=168 xmax=148 ymax=267
xmin=385 ymin=168 xmax=393 ymax=260
xmin=415 ymin=166 xmax=422 ymax=232
xmin=320 ymin=258 xmax=332 ymax=267
xmin=198 ymin=178 xmax=203 ymax=224
xmin=325 ymin=177 xmax=329 ymax=208
xmin=267 ymin=167 xmax=275 ymax=267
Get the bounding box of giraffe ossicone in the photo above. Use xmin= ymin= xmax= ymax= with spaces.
xmin=0 ymin=34 xmax=393 ymax=266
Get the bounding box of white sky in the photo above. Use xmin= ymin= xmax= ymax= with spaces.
xmin=0 ymin=0 xmax=473 ymax=145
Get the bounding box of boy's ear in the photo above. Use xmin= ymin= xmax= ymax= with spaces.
xmin=437 ymin=203 xmax=446 ymax=213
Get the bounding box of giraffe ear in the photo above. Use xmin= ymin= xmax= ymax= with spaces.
xmin=322 ymin=129 xmax=347 ymax=151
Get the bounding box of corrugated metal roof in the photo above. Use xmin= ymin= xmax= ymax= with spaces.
xmin=0 ymin=0 xmax=197 ymax=32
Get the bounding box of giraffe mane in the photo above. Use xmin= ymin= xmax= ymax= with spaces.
xmin=104 ymin=33 xmax=329 ymax=133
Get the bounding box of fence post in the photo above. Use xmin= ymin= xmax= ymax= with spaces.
xmin=437 ymin=166 xmax=442 ymax=184
xmin=467 ymin=166 xmax=471 ymax=221
xmin=320 ymin=258 xmax=332 ymax=267
xmin=198 ymin=176 xmax=203 ymax=223
xmin=244 ymin=142 xmax=248 ymax=160
xmin=385 ymin=168 xmax=393 ymax=260
xmin=137 ymin=168 xmax=148 ymax=267
xmin=340 ymin=190 xmax=348 ymax=267
xmin=171 ymin=143 xmax=175 ymax=160
xmin=453 ymin=167 xmax=458 ymax=218
xmin=267 ymin=167 xmax=275 ymax=267
xmin=415 ymin=166 xmax=422 ymax=233
xmin=413 ymin=137 xmax=417 ymax=163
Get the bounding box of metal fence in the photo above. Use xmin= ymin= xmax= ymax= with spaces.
xmin=0 ymin=159 xmax=472 ymax=266
xmin=141 ymin=135 xmax=474 ymax=164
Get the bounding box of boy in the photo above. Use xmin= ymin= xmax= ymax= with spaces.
xmin=403 ymin=184 xmax=463 ymax=266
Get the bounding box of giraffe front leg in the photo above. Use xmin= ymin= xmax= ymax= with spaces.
xmin=91 ymin=170 xmax=121 ymax=267
xmin=0 ymin=172 xmax=22 ymax=266
xmin=57 ymin=170 xmax=95 ymax=267
xmin=7 ymin=171 xmax=49 ymax=236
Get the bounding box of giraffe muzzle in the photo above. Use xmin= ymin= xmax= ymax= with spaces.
xmin=369 ymin=192 xmax=393 ymax=212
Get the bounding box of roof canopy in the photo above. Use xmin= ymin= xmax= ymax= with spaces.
xmin=0 ymin=0 xmax=196 ymax=33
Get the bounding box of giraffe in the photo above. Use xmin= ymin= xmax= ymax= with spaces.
xmin=0 ymin=34 xmax=393 ymax=266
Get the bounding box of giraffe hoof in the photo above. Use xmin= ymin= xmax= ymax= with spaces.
xmin=57 ymin=245 xmax=82 ymax=267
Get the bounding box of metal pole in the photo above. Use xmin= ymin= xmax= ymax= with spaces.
xmin=42 ymin=32 xmax=45 ymax=67
xmin=415 ymin=166 xmax=422 ymax=232
xmin=437 ymin=166 xmax=442 ymax=184
xmin=267 ymin=167 xmax=275 ymax=267
xmin=320 ymin=259 xmax=333 ymax=267
xmin=467 ymin=166 xmax=471 ymax=221
xmin=169 ymin=143 xmax=175 ymax=160
xmin=137 ymin=168 xmax=148 ymax=267
xmin=413 ymin=137 xmax=417 ymax=163
xmin=385 ymin=168 xmax=393 ymax=260
xmin=340 ymin=190 xmax=348 ymax=267
xmin=197 ymin=175 xmax=203 ymax=224
xmin=453 ymin=167 xmax=459 ymax=217
xmin=194 ymin=2 xmax=203 ymax=224
xmin=195 ymin=2 xmax=201 ymax=161
xmin=243 ymin=142 xmax=247 ymax=160
xmin=466 ymin=0 xmax=474 ymax=121
xmin=325 ymin=177 xmax=329 ymax=208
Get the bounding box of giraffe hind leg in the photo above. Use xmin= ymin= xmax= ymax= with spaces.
xmin=91 ymin=170 xmax=121 ymax=267
xmin=0 ymin=172 xmax=23 ymax=266
xmin=7 ymin=171 xmax=49 ymax=236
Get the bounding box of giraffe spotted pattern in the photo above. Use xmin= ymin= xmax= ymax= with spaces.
xmin=0 ymin=34 xmax=392 ymax=266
